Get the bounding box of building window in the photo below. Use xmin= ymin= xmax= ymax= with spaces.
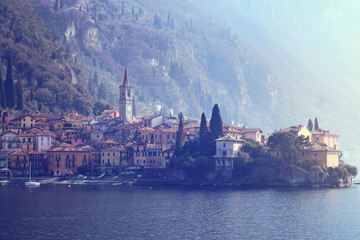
xmin=223 ymin=143 xmax=226 ymax=148
xmin=302 ymin=152 xmax=305 ymax=157
xmin=315 ymin=137 xmax=320 ymax=142
xmin=222 ymin=151 xmax=226 ymax=157
xmin=315 ymin=152 xmax=318 ymax=158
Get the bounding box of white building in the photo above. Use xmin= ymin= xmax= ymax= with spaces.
xmin=214 ymin=135 xmax=245 ymax=170
xmin=119 ymin=67 xmax=133 ymax=123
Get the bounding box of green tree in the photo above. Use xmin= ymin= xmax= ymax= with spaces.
xmin=167 ymin=12 xmax=170 ymax=25
xmin=97 ymin=82 xmax=106 ymax=100
xmin=241 ymin=138 xmax=267 ymax=159
xmin=93 ymin=71 xmax=98 ymax=86
xmin=174 ymin=112 xmax=184 ymax=156
xmin=294 ymin=135 xmax=312 ymax=151
xmin=0 ymin=69 xmax=6 ymax=108
xmin=314 ymin=117 xmax=319 ymax=131
xmin=343 ymin=164 xmax=358 ymax=177
xmin=15 ymin=80 xmax=23 ymax=110
xmin=5 ymin=54 xmax=15 ymax=108
xmin=171 ymin=18 xmax=174 ymax=30
xmin=181 ymin=139 xmax=200 ymax=158
xmin=209 ymin=104 xmax=223 ymax=140
xmin=93 ymin=101 xmax=110 ymax=116
xmin=199 ymin=112 xmax=211 ymax=157
xmin=153 ymin=14 xmax=162 ymax=29
xmin=233 ymin=151 xmax=252 ymax=179
xmin=53 ymin=0 xmax=59 ymax=11
xmin=267 ymin=132 xmax=298 ymax=162
xmin=307 ymin=119 xmax=313 ymax=131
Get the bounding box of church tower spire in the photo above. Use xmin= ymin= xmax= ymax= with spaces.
xmin=123 ymin=67 xmax=129 ymax=86
xmin=119 ymin=67 xmax=133 ymax=122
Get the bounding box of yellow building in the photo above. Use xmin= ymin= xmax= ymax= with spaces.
xmin=299 ymin=142 xmax=339 ymax=168
xmin=280 ymin=125 xmax=311 ymax=139
xmin=20 ymin=115 xmax=35 ymax=129
xmin=101 ymin=146 xmax=130 ymax=167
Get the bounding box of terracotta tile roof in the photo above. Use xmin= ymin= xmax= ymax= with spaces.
xmin=28 ymin=150 xmax=43 ymax=155
xmin=10 ymin=151 xmax=29 ymax=156
xmin=103 ymin=146 xmax=127 ymax=151
xmin=241 ymin=128 xmax=262 ymax=133
xmin=304 ymin=142 xmax=340 ymax=152
xmin=310 ymin=130 xmax=339 ymax=136
xmin=139 ymin=127 xmax=156 ymax=133
xmin=158 ymin=128 xmax=176 ymax=133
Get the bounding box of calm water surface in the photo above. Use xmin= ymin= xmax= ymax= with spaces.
xmin=1 ymin=184 xmax=360 ymax=240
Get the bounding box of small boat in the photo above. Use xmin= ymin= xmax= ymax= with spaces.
xmin=25 ymin=181 xmax=40 ymax=187
xmin=25 ymin=160 xmax=40 ymax=187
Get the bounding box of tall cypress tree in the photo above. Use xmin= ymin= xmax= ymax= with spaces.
xmin=210 ymin=104 xmax=223 ymax=140
xmin=5 ymin=54 xmax=15 ymax=108
xmin=97 ymin=82 xmax=106 ymax=100
xmin=15 ymin=80 xmax=23 ymax=110
xmin=167 ymin=12 xmax=170 ymax=25
xmin=93 ymin=71 xmax=98 ymax=86
xmin=307 ymin=119 xmax=313 ymax=131
xmin=314 ymin=117 xmax=319 ymax=131
xmin=199 ymin=112 xmax=210 ymax=157
xmin=53 ymin=0 xmax=59 ymax=11
xmin=0 ymin=69 xmax=6 ymax=108
xmin=174 ymin=112 xmax=184 ymax=157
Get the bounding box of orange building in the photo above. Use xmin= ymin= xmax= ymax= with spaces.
xmin=9 ymin=151 xmax=29 ymax=172
xmin=47 ymin=144 xmax=93 ymax=176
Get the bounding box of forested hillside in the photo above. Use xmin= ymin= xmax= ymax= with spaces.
xmin=20 ymin=0 xmax=276 ymax=127
xmin=0 ymin=0 xmax=97 ymax=114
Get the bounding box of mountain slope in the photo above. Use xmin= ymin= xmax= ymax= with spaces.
xmin=0 ymin=0 xmax=94 ymax=114
xmin=17 ymin=0 xmax=360 ymax=157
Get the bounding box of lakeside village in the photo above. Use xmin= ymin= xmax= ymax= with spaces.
xmin=0 ymin=69 xmax=357 ymax=187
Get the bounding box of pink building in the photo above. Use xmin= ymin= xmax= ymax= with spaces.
xmin=311 ymin=130 xmax=339 ymax=150
xmin=242 ymin=128 xmax=262 ymax=143
xmin=153 ymin=128 xmax=177 ymax=145
xmin=139 ymin=127 xmax=156 ymax=142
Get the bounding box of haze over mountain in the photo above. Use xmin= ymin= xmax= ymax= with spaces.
xmin=1 ymin=0 xmax=359 ymax=162
xmin=193 ymin=0 xmax=360 ymax=158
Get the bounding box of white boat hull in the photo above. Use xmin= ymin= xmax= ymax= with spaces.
xmin=25 ymin=181 xmax=40 ymax=187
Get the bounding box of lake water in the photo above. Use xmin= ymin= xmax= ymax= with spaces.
xmin=1 ymin=184 xmax=360 ymax=240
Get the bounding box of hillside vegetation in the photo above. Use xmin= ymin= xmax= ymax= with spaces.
xmin=20 ymin=0 xmax=277 ymax=126
xmin=0 ymin=0 xmax=95 ymax=114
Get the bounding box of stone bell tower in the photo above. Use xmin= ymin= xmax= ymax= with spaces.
xmin=119 ymin=67 xmax=133 ymax=122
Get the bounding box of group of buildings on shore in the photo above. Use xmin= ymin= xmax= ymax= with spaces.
xmin=0 ymin=69 xmax=341 ymax=177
